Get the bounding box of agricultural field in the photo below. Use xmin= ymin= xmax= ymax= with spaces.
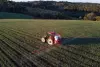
xmin=0 ymin=19 xmax=100 ymax=67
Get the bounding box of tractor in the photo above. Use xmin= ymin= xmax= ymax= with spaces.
xmin=41 ymin=32 xmax=61 ymax=45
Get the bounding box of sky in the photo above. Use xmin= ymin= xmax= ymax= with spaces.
xmin=12 ymin=0 xmax=100 ymax=3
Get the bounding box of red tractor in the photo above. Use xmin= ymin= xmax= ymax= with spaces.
xmin=41 ymin=32 xmax=61 ymax=45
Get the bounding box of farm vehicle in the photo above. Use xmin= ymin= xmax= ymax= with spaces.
xmin=41 ymin=32 xmax=61 ymax=45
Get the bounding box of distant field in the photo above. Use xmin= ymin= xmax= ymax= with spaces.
xmin=0 ymin=12 xmax=33 ymax=19
xmin=0 ymin=19 xmax=100 ymax=67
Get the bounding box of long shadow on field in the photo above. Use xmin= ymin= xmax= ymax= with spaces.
xmin=61 ymin=37 xmax=100 ymax=45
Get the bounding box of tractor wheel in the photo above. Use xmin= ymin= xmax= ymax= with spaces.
xmin=41 ymin=37 xmax=46 ymax=43
xmin=47 ymin=38 xmax=54 ymax=45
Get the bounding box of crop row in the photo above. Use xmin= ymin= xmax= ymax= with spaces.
xmin=0 ymin=34 xmax=38 ymax=67
xmin=66 ymin=45 xmax=100 ymax=61
xmin=0 ymin=26 xmax=53 ymax=55
xmin=0 ymin=27 xmax=62 ymax=67
xmin=1 ymin=26 xmax=90 ymax=66
xmin=58 ymin=46 xmax=100 ymax=67
xmin=0 ymin=31 xmax=49 ymax=67
xmin=0 ymin=26 xmax=48 ymax=50
xmin=7 ymin=26 xmax=100 ymax=65
xmin=69 ymin=45 xmax=100 ymax=56
xmin=0 ymin=25 xmax=83 ymax=67
xmin=0 ymin=25 xmax=100 ymax=67
xmin=0 ymin=46 xmax=17 ymax=67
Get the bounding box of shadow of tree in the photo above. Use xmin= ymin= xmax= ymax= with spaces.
xmin=61 ymin=37 xmax=100 ymax=45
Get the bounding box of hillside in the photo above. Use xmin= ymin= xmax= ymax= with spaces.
xmin=0 ymin=1 xmax=100 ymax=20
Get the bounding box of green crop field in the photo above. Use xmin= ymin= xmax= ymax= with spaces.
xmin=0 ymin=19 xmax=100 ymax=67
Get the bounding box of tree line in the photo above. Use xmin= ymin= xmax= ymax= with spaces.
xmin=0 ymin=0 xmax=100 ymax=20
xmin=64 ymin=3 xmax=100 ymax=13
